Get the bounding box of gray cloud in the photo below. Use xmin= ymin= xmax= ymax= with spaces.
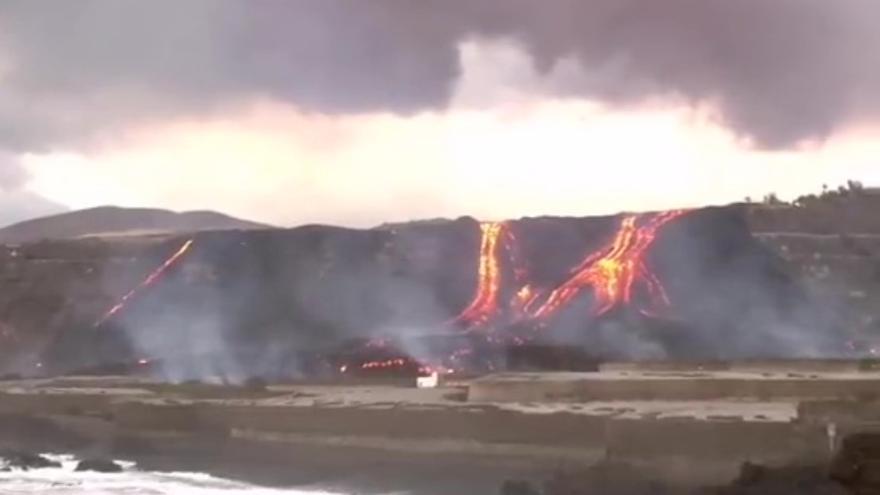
xmin=0 ymin=151 xmax=68 ymax=225
xmin=0 ymin=190 xmax=68 ymax=228
xmin=0 ymin=151 xmax=27 ymax=191
xmin=0 ymin=0 xmax=877 ymax=150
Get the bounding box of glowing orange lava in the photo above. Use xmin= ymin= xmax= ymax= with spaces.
xmin=532 ymin=211 xmax=686 ymax=318
xmin=454 ymin=211 xmax=687 ymax=327
xmin=511 ymin=284 xmax=540 ymax=316
xmin=361 ymin=358 xmax=408 ymax=370
xmin=452 ymin=222 xmax=507 ymax=328
xmin=94 ymin=239 xmax=195 ymax=328
xmin=343 ymin=211 xmax=688 ymax=376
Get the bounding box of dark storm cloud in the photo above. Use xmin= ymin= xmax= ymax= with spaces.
xmin=485 ymin=0 xmax=880 ymax=148
xmin=0 ymin=0 xmax=877 ymax=150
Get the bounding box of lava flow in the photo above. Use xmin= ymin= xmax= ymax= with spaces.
xmin=94 ymin=239 xmax=195 ymax=328
xmin=343 ymin=210 xmax=689 ymax=377
xmin=532 ymin=210 xmax=687 ymax=319
xmin=452 ymin=222 xmax=507 ymax=328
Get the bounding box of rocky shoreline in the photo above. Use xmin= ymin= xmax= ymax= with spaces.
xmin=2 ymin=411 xmax=876 ymax=495
xmin=0 ymin=411 xmax=545 ymax=495
xmin=0 ymin=441 xmax=863 ymax=495
xmin=3 ymin=369 xmax=880 ymax=494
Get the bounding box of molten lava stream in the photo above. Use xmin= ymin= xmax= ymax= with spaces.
xmin=504 ymin=226 xmax=530 ymax=285
xmin=511 ymin=284 xmax=541 ymax=316
xmin=452 ymin=222 xmax=506 ymax=329
xmin=531 ymin=210 xmax=687 ymax=319
xmin=94 ymin=239 xmax=195 ymax=328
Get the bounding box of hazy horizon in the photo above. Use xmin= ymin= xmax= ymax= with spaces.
xmin=1 ymin=1 xmax=879 ymax=227
xmin=0 ymin=178 xmax=872 ymax=231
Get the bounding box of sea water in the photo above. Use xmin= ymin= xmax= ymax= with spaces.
xmin=0 ymin=454 xmax=340 ymax=494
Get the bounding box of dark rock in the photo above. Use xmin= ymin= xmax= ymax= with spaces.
xmin=830 ymin=448 xmax=860 ymax=484
xmin=0 ymin=450 xmax=61 ymax=470
xmin=858 ymin=460 xmax=880 ymax=487
xmin=544 ymin=461 xmax=848 ymax=495
xmin=711 ymin=462 xmax=847 ymax=495
xmin=831 ymin=433 xmax=880 ymax=492
xmin=243 ymin=376 xmax=268 ymax=392
xmin=0 ymin=414 xmax=90 ymax=453
xmin=542 ymin=462 xmax=675 ymax=495
xmin=842 ymin=433 xmax=880 ymax=458
xmin=734 ymin=462 xmax=767 ymax=486
xmin=12 ymin=205 xmax=849 ymax=376
xmin=500 ymin=480 xmax=540 ymax=495
xmin=74 ymin=458 xmax=123 ymax=473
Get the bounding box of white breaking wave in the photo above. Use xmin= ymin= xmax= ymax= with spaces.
xmin=0 ymin=454 xmax=341 ymax=494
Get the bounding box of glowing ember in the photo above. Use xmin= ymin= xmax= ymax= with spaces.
xmin=361 ymin=358 xmax=409 ymax=370
xmin=503 ymin=226 xmax=530 ymax=283
xmin=94 ymin=239 xmax=195 ymax=328
xmin=453 ymin=222 xmax=507 ymax=328
xmin=532 ymin=211 xmax=687 ymax=319
xmin=511 ymin=284 xmax=540 ymax=316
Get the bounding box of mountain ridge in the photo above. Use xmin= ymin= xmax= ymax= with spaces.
xmin=0 ymin=206 xmax=271 ymax=244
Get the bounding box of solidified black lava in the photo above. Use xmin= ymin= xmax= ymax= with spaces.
xmin=536 ymin=461 xmax=849 ymax=495
xmin=75 ymin=458 xmax=123 ymax=473
xmin=8 ymin=206 xmax=846 ymax=377
xmin=0 ymin=450 xmax=62 ymax=470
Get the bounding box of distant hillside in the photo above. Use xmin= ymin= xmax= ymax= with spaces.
xmin=747 ymin=183 xmax=880 ymax=235
xmin=0 ymin=206 xmax=272 ymax=244
xmin=373 ymin=217 xmax=462 ymax=230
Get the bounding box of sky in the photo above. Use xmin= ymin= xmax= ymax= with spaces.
xmin=0 ymin=0 xmax=879 ymax=228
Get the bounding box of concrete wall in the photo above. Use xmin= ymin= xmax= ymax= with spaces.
xmin=111 ymin=402 xmax=208 ymax=432
xmin=799 ymin=400 xmax=880 ymax=425
xmin=0 ymin=391 xmax=121 ymax=416
xmin=730 ymin=360 xmax=864 ymax=373
xmin=600 ymin=361 xmax=730 ymax=373
xmin=468 ymin=373 xmax=880 ymax=402
xmin=0 ymin=386 xmax=841 ymax=487
xmin=601 ymin=359 xmax=880 ymax=374
xmin=107 ymin=398 xmax=831 ymax=480
xmin=606 ymin=418 xmax=827 ymax=464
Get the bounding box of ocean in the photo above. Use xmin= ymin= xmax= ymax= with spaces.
xmin=0 ymin=454 xmax=340 ymax=494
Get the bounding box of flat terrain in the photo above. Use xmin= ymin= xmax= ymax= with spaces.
xmin=3 ymin=363 xmax=880 ymax=493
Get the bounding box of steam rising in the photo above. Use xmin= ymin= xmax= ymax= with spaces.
xmin=78 ymin=207 xmax=848 ymax=382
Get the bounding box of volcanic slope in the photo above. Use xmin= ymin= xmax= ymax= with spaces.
xmin=0 ymin=206 xmax=844 ymax=377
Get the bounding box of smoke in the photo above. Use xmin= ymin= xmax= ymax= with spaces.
xmin=108 ymin=240 xmax=256 ymax=383
xmin=0 ymin=151 xmax=68 ymax=227
xmin=104 ymin=228 xmax=456 ymax=383
xmin=0 ymin=0 xmax=877 ymax=152
xmin=648 ymin=207 xmax=846 ymax=359
xmin=491 ymin=207 xmax=846 ymax=361
xmin=47 ymin=206 xmax=849 ymax=381
xmin=126 ymin=295 xmax=250 ymax=384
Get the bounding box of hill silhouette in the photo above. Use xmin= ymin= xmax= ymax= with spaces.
xmin=0 ymin=206 xmax=271 ymax=244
